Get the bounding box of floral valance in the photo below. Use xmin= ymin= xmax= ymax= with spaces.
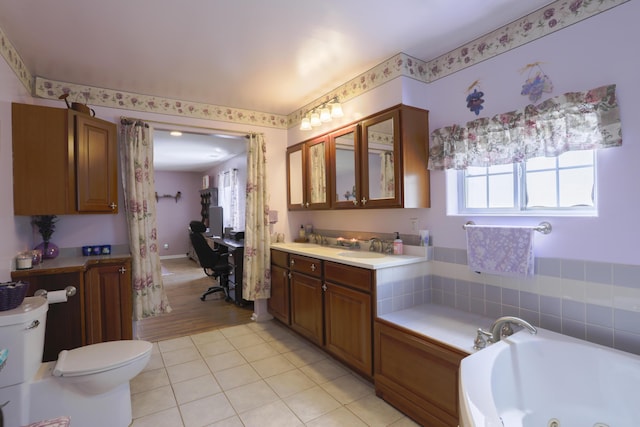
xmin=428 ymin=84 xmax=622 ymax=170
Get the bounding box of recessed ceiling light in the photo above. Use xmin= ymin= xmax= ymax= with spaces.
xmin=170 ymin=131 xmax=182 ymax=136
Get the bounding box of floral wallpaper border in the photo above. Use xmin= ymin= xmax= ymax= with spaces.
xmin=33 ymin=77 xmax=288 ymax=129
xmin=1 ymin=0 xmax=629 ymax=130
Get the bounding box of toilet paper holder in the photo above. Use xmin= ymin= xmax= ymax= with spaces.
xmin=34 ymin=286 xmax=77 ymax=298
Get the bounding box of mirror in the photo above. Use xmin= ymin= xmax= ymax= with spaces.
xmin=366 ymin=118 xmax=395 ymax=200
xmin=307 ymin=140 xmax=327 ymax=204
xmin=288 ymin=148 xmax=303 ymax=207
xmin=334 ymin=130 xmax=357 ymax=202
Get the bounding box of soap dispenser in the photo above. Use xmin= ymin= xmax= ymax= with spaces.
xmin=393 ymin=232 xmax=403 ymax=255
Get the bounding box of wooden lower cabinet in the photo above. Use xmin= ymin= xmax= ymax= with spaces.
xmin=11 ymin=257 xmax=133 ymax=362
xmin=270 ymin=252 xmax=375 ymax=378
xmin=374 ymin=319 xmax=467 ymax=427
xmin=324 ymin=261 xmax=373 ymax=377
xmin=289 ymin=270 xmax=324 ymax=346
xmin=268 ymin=249 xmax=290 ymax=324
xmin=84 ymin=260 xmax=133 ymax=344
xmin=14 ymin=272 xmax=84 ymax=362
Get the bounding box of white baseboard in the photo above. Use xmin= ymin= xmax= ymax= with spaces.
xmin=160 ymin=254 xmax=189 ymax=260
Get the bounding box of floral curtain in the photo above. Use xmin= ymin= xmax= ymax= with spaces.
xmin=380 ymin=151 xmax=394 ymax=198
xmin=308 ymin=143 xmax=326 ymax=204
xmin=429 ymin=84 xmax=622 ymax=170
xmin=119 ymin=120 xmax=172 ymax=320
xmin=243 ymin=133 xmax=271 ymax=300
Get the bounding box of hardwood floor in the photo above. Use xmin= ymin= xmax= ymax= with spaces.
xmin=134 ymin=257 xmax=254 ymax=342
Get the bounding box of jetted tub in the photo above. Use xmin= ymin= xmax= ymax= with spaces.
xmin=459 ymin=327 xmax=640 ymax=427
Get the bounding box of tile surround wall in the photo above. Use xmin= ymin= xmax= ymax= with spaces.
xmin=377 ymin=247 xmax=640 ymax=355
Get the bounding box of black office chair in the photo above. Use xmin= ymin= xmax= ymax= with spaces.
xmin=188 ymin=221 xmax=232 ymax=302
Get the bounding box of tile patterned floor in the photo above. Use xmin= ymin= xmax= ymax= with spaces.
xmin=130 ymin=320 xmax=420 ymax=427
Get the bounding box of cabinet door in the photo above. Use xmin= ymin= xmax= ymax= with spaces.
xmin=85 ymin=260 xmax=133 ymax=344
xmin=361 ymin=109 xmax=402 ymax=208
xmin=374 ymin=320 xmax=465 ymax=427
xmin=290 ymin=271 xmax=323 ymax=346
xmin=75 ymin=114 xmax=118 ymax=213
xmin=324 ymin=282 xmax=372 ymax=376
xmin=268 ymin=263 xmax=290 ymax=324
xmin=305 ymin=135 xmax=331 ymax=209
xmin=11 ymin=272 xmax=84 ymax=362
xmin=330 ymin=124 xmax=361 ymax=209
xmin=12 ymin=103 xmax=74 ymax=215
xmin=287 ymin=144 xmax=306 ymax=210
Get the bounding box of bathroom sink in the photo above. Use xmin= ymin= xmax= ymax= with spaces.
xmin=459 ymin=327 xmax=640 ymax=427
xmin=337 ymin=251 xmax=386 ymax=259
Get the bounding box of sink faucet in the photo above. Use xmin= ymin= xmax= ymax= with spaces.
xmin=369 ymin=237 xmax=384 ymax=253
xmin=474 ymin=316 xmax=537 ymax=349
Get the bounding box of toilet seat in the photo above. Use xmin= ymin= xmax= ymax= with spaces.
xmin=53 ymin=340 xmax=152 ymax=377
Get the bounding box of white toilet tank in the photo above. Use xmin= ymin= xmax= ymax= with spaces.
xmin=0 ymin=296 xmax=48 ymax=388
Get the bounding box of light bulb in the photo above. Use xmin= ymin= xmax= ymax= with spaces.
xmin=320 ymin=107 xmax=331 ymax=123
xmin=330 ymin=102 xmax=344 ymax=118
xmin=300 ymin=117 xmax=312 ymax=131
xmin=310 ymin=112 xmax=321 ymax=127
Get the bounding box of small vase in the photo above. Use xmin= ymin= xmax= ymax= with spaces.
xmin=35 ymin=241 xmax=59 ymax=259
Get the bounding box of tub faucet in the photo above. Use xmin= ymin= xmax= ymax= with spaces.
xmin=488 ymin=316 xmax=537 ymax=343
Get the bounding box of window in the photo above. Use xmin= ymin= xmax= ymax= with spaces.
xmin=458 ymin=150 xmax=596 ymax=215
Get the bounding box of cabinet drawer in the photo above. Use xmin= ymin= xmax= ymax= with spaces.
xmin=271 ymin=249 xmax=289 ymax=268
xmin=289 ymin=254 xmax=322 ymax=277
xmin=324 ymin=261 xmax=372 ymax=292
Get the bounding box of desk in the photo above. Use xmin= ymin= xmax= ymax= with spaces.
xmin=206 ymin=237 xmax=251 ymax=307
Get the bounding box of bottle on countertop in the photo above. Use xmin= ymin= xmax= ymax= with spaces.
xmin=299 ymin=225 xmax=306 ymax=239
xmin=393 ymin=232 xmax=403 ymax=255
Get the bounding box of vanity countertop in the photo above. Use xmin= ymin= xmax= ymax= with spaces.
xmin=270 ymin=242 xmax=428 ymax=270
xmin=11 ymin=253 xmax=132 ymax=277
xmin=378 ymin=304 xmax=495 ymax=354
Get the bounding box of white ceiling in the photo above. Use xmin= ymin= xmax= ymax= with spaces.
xmin=0 ymin=0 xmax=554 ymax=170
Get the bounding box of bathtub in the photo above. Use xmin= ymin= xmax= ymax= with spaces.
xmin=459 ymin=327 xmax=640 ymax=427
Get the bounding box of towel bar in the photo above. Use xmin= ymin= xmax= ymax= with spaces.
xmin=462 ymin=221 xmax=552 ymax=234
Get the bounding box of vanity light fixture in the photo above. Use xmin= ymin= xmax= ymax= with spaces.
xmin=299 ymin=97 xmax=343 ymax=131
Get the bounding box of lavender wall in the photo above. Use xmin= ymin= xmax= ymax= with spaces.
xmin=154 ymin=171 xmax=203 ymax=257
xmin=293 ymin=1 xmax=640 ymax=266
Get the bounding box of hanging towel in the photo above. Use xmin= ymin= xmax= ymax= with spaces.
xmin=466 ymin=225 xmax=535 ymax=276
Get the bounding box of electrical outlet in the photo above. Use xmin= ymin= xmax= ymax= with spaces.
xmin=410 ymin=218 xmax=418 ymax=232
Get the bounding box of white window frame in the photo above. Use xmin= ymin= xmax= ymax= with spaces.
xmin=451 ymin=150 xmax=598 ymax=217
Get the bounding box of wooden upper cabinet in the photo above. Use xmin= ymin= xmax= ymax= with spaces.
xmin=290 ymin=104 xmax=430 ymax=210
xmin=75 ymin=114 xmax=118 ymax=213
xmin=329 ymin=124 xmax=361 ymax=209
xmin=12 ymin=103 xmax=118 ymax=215
xmin=287 ymin=135 xmax=331 ymax=210
xmin=360 ymin=105 xmax=430 ymax=209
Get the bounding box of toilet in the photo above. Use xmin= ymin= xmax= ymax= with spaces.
xmin=0 ymin=296 xmax=152 ymax=427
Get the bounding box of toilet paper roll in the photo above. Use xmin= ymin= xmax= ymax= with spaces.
xmin=47 ymin=290 xmax=68 ymax=304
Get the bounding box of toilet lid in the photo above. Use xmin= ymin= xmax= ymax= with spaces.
xmin=53 ymin=340 xmax=152 ymax=377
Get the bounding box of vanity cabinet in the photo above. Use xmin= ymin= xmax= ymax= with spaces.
xmin=287 ymin=135 xmax=331 ymax=210
xmin=323 ymin=261 xmax=373 ymax=376
xmin=289 ymin=254 xmax=324 ymax=345
xmin=270 ymin=251 xmax=375 ymax=378
xmin=12 ymin=103 xmax=118 ymax=215
xmin=13 ymin=271 xmax=84 ymax=362
xmin=11 ymin=257 xmax=133 ymax=362
xmin=84 ymin=259 xmax=133 ymax=345
xmin=268 ymin=249 xmax=291 ymax=324
xmin=374 ymin=319 xmax=466 ymax=427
